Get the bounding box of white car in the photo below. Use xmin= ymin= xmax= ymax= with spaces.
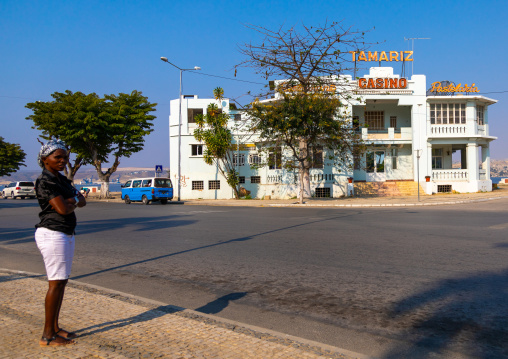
xmin=2 ymin=181 xmax=36 ymax=199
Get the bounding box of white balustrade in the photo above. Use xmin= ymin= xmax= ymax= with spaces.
xmin=432 ymin=169 xmax=468 ymax=181
xmin=430 ymin=125 xmax=467 ymax=136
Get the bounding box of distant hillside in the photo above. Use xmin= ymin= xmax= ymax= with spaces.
xmin=491 ymin=159 xmax=508 ymax=177
xmin=0 ymin=167 xmax=169 ymax=185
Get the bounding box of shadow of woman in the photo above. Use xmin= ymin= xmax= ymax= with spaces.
xmin=74 ymin=304 xmax=183 ymax=338
xmin=74 ymin=292 xmax=248 ymax=339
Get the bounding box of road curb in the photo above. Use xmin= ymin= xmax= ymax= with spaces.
xmin=266 ymin=196 xmax=508 ymax=208
xmin=1 ymin=268 xmax=373 ymax=359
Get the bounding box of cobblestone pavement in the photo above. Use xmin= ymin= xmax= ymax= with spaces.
xmin=91 ymin=186 xmax=508 ymax=208
xmin=0 ymin=271 xmax=368 ymax=359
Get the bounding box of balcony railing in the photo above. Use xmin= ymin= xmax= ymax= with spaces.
xmin=361 ymin=127 xmax=412 ymax=141
xmin=432 ymin=169 xmax=468 ymax=181
xmin=430 ymin=123 xmax=489 ymax=137
xmin=431 ymin=125 xmax=467 ymax=136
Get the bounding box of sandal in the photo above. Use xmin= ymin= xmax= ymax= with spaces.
xmin=56 ymin=328 xmax=77 ymax=339
xmin=39 ymin=335 xmax=75 ymax=347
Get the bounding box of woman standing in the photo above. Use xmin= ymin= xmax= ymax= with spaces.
xmin=35 ymin=139 xmax=86 ymax=347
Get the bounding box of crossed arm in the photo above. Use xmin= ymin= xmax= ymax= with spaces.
xmin=49 ymin=193 xmax=86 ymax=215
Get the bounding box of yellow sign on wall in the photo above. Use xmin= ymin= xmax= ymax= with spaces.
xmin=429 ymin=81 xmax=480 ymax=93
xmin=350 ymin=51 xmax=413 ymax=62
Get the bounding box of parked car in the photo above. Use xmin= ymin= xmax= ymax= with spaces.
xmin=121 ymin=177 xmax=173 ymax=205
xmin=1 ymin=181 xmax=36 ymax=199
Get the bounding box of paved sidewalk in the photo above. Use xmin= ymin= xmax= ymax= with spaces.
xmin=0 ymin=270 xmax=368 ymax=359
xmin=91 ymin=187 xmax=508 ymax=208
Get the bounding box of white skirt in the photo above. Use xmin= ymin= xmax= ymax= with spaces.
xmin=35 ymin=227 xmax=75 ymax=280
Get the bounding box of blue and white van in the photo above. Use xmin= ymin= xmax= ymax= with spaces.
xmin=121 ymin=177 xmax=173 ymax=205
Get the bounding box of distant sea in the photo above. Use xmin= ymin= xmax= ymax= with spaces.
xmin=75 ymin=183 xmax=123 ymax=192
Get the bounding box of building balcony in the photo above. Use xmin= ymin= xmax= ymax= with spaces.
xmin=432 ymin=169 xmax=468 ymax=181
xmin=429 ymin=123 xmax=490 ymax=138
xmin=361 ymin=127 xmax=412 ymax=142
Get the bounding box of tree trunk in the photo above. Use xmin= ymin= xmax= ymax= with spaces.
xmin=232 ymin=186 xmax=240 ymax=199
xmin=298 ymin=139 xmax=311 ymax=204
xmin=96 ymin=172 xmax=111 ymax=199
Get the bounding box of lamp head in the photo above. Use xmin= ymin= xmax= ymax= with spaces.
xmin=194 ymin=66 xmax=201 ymax=70
xmin=160 ymin=57 xmax=168 ymax=62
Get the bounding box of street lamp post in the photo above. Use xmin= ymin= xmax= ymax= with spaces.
xmin=160 ymin=57 xmax=201 ymax=201
xmin=416 ymin=149 xmax=421 ymax=202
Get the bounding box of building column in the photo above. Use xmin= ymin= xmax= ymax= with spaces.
xmin=467 ymin=143 xmax=479 ymax=181
xmin=426 ymin=143 xmax=432 ymax=181
xmin=483 ymin=145 xmax=491 ymax=179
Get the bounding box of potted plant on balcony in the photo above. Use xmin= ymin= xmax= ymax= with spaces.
xmin=425 ymin=175 xmax=431 ymax=182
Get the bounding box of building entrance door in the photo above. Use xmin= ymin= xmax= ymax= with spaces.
xmin=366 ymin=150 xmax=386 ymax=182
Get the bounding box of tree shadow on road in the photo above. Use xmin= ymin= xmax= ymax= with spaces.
xmin=195 ymin=292 xmax=248 ymax=314
xmin=0 ymin=200 xmax=39 ymax=210
xmin=77 ymin=215 xmax=196 ymax=235
xmin=0 ymin=228 xmax=37 ymax=245
xmin=72 ymin=212 xmax=357 ymax=280
xmin=382 ymin=267 xmax=508 ymax=358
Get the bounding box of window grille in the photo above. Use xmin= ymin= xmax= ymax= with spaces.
xmin=188 ymin=108 xmax=203 ymax=123
xmin=430 ymin=104 xmax=466 ymax=124
xmin=432 ymin=148 xmax=443 ymax=169
xmin=238 ymin=176 xmax=245 ymax=184
xmin=251 ymin=176 xmax=261 ymax=184
xmin=315 ymin=187 xmax=331 ymax=198
xmin=437 ymin=185 xmax=452 ymax=193
xmin=233 ymin=154 xmax=245 ymax=166
xmin=191 ymin=144 xmax=203 ymax=156
xmin=390 ymin=116 xmax=397 ymax=128
xmin=208 ymin=180 xmax=220 ymax=190
xmin=269 ymin=147 xmax=282 ymax=169
xmin=192 ymin=181 xmax=204 ymax=190
xmin=365 ymin=111 xmax=384 ymax=130
xmin=249 ymin=154 xmax=262 ymax=165
xmin=311 ymin=146 xmax=323 ymax=169
xmin=477 ymin=105 xmax=485 ymax=125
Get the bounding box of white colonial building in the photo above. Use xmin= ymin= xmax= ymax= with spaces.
xmin=169 ymin=67 xmax=497 ymax=199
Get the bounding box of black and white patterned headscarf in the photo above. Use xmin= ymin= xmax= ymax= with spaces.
xmin=37 ymin=139 xmax=68 ymax=169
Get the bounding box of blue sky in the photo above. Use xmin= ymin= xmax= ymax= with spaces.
xmin=1 ymin=0 xmax=507 ymax=170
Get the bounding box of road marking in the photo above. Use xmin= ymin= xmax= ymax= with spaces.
xmin=171 ymin=210 xmax=228 ymax=215
xmin=488 ymin=222 xmax=508 ymax=229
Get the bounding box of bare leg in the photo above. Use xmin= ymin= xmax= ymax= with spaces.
xmin=42 ymin=280 xmax=72 ymax=344
xmin=52 ymin=283 xmax=76 ymax=339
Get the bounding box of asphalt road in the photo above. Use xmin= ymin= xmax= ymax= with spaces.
xmin=2 ymin=198 xmax=508 ymax=358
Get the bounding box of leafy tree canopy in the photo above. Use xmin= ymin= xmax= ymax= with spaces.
xmin=26 ymin=90 xmax=156 ymax=197
xmin=238 ymin=21 xmax=371 ymax=202
xmin=0 ymin=137 xmax=26 ymax=177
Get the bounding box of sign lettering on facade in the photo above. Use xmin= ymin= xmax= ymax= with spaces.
xmin=350 ymin=51 xmax=414 ymax=62
xmin=429 ymin=81 xmax=479 ymax=93
xmin=358 ymin=78 xmax=408 ymax=89
xmin=282 ymin=84 xmax=337 ymax=93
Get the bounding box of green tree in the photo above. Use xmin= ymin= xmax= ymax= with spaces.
xmin=248 ymin=92 xmax=363 ymax=203
xmin=0 ymin=137 xmax=26 ymax=177
xmin=26 ymin=91 xmax=106 ymax=180
xmin=237 ymin=21 xmax=370 ymax=202
xmin=26 ymin=90 xmax=156 ymax=198
xmin=193 ymin=88 xmax=240 ymax=199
